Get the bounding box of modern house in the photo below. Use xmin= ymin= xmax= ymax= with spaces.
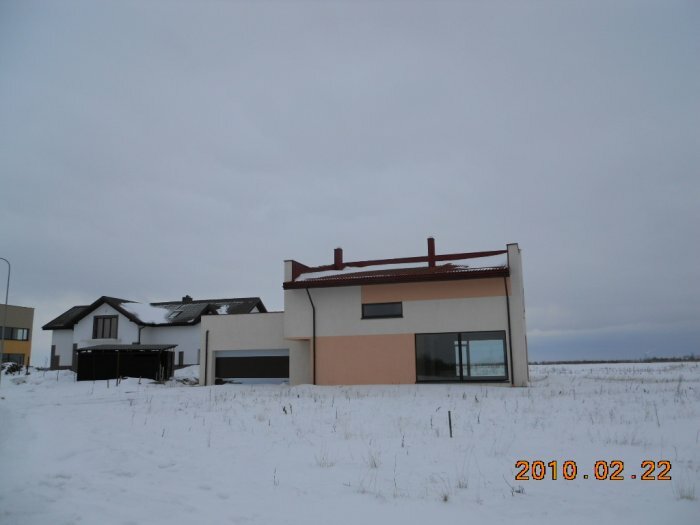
xmin=0 ymin=304 xmax=35 ymax=366
xmin=201 ymin=239 xmax=529 ymax=386
xmin=43 ymin=295 xmax=266 ymax=380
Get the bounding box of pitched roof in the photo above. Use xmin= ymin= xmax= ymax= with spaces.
xmin=151 ymin=297 xmax=266 ymax=315
xmin=43 ymin=296 xmax=267 ymax=330
xmin=41 ymin=305 xmax=91 ymax=329
xmin=42 ymin=296 xmax=132 ymax=330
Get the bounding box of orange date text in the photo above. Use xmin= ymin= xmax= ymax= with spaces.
xmin=514 ymin=460 xmax=671 ymax=481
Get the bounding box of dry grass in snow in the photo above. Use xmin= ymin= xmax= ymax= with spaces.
xmin=0 ymin=362 xmax=698 ymax=524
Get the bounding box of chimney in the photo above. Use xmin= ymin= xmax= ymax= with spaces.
xmin=182 ymin=295 xmax=193 ymax=303
xmin=334 ymin=247 xmax=344 ymax=270
xmin=427 ymin=237 xmax=436 ymax=267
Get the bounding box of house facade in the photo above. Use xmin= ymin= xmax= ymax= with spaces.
xmin=43 ymin=295 xmax=266 ymax=375
xmin=201 ymin=239 xmax=529 ymax=386
xmin=0 ymin=304 xmax=34 ymax=366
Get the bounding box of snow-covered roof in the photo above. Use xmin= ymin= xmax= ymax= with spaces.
xmin=285 ymin=246 xmax=510 ymax=289
xmin=294 ymin=253 xmax=508 ymax=282
xmin=43 ymin=296 xmax=267 ymax=330
xmin=121 ymin=303 xmax=171 ymax=324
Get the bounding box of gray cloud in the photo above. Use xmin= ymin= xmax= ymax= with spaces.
xmin=1 ymin=0 xmax=698 ymax=365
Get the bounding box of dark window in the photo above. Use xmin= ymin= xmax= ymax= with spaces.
xmin=2 ymin=327 xmax=30 ymax=341
xmin=414 ymin=333 xmax=459 ymax=380
xmin=3 ymin=353 xmax=24 ymax=365
xmin=93 ymin=316 xmax=118 ymax=339
xmin=416 ymin=331 xmax=508 ymax=382
xmin=215 ymin=356 xmax=289 ymax=381
xmin=362 ymin=302 xmax=403 ymax=319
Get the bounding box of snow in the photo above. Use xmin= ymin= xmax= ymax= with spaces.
xmin=121 ymin=302 xmax=171 ymax=324
xmin=216 ymin=305 xmax=228 ymax=314
xmin=174 ymin=365 xmax=200 ymax=381
xmin=296 ymin=254 xmax=508 ymax=281
xmin=1 ymin=363 xmax=698 ymax=524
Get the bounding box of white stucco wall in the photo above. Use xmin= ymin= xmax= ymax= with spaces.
xmin=288 ymin=339 xmax=312 ymax=386
xmin=507 ymin=243 xmax=530 ymax=386
xmin=284 ymin=288 xmax=313 ymax=339
xmin=72 ymin=304 xmax=140 ymax=348
xmin=199 ymin=312 xmax=308 ymax=385
xmin=285 ymin=286 xmax=509 ymax=338
xmin=141 ymin=325 xmax=200 ymax=365
xmin=51 ymin=330 xmax=74 ymax=367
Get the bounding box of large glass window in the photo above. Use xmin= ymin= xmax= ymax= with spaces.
xmin=415 ymin=333 xmax=460 ymax=381
xmin=93 ymin=316 xmax=118 ymax=339
xmin=416 ymin=331 xmax=508 ymax=382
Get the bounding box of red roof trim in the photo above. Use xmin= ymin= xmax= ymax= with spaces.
xmin=291 ymin=249 xmax=507 ymax=279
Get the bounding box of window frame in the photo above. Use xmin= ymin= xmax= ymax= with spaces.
xmin=92 ymin=315 xmax=118 ymax=339
xmin=415 ymin=330 xmax=509 ymax=383
xmin=3 ymin=353 xmax=24 ymax=365
xmin=361 ymin=302 xmax=403 ymax=320
xmin=2 ymin=327 xmax=30 ymax=341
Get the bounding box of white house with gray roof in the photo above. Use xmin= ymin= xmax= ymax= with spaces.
xmin=43 ymin=295 xmax=266 ymax=372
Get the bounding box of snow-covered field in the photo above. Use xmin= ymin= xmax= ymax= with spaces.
xmin=1 ymin=363 xmax=698 ymax=524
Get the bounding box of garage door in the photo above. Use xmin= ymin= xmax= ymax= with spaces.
xmin=215 ymin=349 xmax=289 ymax=384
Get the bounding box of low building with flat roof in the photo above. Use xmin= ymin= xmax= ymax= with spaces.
xmin=1 ymin=304 xmax=34 ymax=366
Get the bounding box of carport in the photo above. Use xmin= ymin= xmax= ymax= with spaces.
xmin=76 ymin=344 xmax=176 ymax=381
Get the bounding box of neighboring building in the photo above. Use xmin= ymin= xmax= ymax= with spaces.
xmin=43 ymin=295 xmax=266 ymax=378
xmin=201 ymin=238 xmax=529 ymax=386
xmin=0 ymin=304 xmax=34 ymax=366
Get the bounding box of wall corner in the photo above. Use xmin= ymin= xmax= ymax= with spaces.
xmin=507 ymin=243 xmax=530 ymax=386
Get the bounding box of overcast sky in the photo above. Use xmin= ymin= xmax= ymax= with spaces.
xmin=1 ymin=0 xmax=698 ymax=366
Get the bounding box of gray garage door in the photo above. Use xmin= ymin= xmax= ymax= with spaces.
xmin=214 ymin=349 xmax=289 ymax=384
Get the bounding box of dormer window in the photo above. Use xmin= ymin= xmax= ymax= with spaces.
xmin=93 ymin=316 xmax=118 ymax=339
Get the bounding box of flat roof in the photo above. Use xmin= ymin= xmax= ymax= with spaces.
xmin=283 ymin=241 xmax=510 ymax=289
xmin=76 ymin=344 xmax=177 ymax=352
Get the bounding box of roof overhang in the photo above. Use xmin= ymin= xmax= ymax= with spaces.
xmin=283 ymin=266 xmax=509 ymax=289
xmin=76 ymin=344 xmax=178 ymax=353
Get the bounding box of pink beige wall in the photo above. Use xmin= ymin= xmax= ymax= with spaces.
xmin=361 ymin=277 xmax=510 ymax=303
xmin=315 ymin=333 xmax=416 ymax=385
